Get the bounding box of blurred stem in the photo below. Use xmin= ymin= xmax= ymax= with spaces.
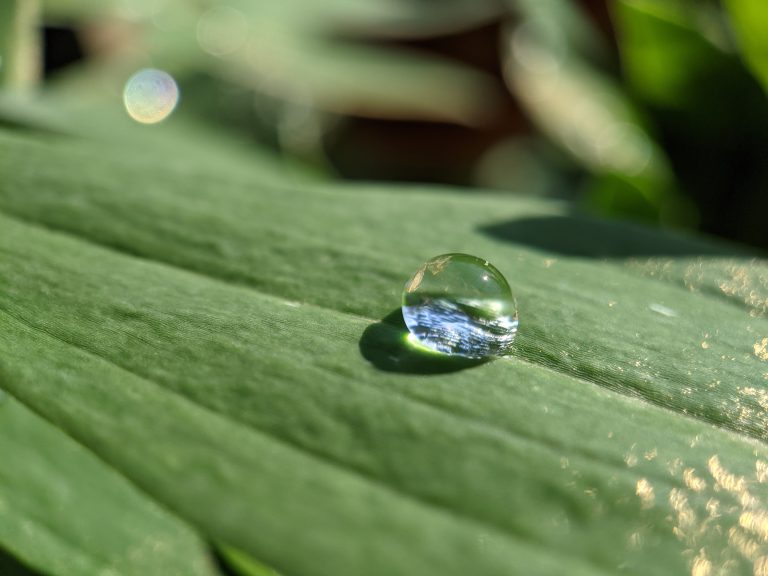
xmin=0 ymin=0 xmax=41 ymax=90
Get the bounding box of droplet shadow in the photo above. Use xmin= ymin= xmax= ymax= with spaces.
xmin=359 ymin=309 xmax=487 ymax=375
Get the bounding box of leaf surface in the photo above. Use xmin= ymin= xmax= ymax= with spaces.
xmin=0 ymin=111 xmax=767 ymax=575
xmin=0 ymin=393 xmax=217 ymax=576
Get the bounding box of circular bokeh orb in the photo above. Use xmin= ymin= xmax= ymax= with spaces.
xmin=123 ymin=68 xmax=180 ymax=124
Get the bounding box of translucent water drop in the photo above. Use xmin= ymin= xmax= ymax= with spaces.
xmin=402 ymin=253 xmax=518 ymax=358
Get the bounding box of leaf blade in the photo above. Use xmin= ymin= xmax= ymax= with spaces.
xmin=0 ymin=111 xmax=767 ymax=576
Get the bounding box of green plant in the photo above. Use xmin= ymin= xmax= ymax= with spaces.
xmin=0 ymin=93 xmax=767 ymax=574
xmin=1 ymin=1 xmax=768 ymax=574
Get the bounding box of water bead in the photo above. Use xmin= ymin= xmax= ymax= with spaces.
xmin=402 ymin=253 xmax=518 ymax=359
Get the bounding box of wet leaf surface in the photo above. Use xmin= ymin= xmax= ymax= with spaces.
xmin=1 ymin=103 xmax=767 ymax=575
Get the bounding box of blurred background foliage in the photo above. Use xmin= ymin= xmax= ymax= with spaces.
xmin=2 ymin=0 xmax=767 ymax=249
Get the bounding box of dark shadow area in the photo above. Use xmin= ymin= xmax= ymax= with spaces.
xmin=43 ymin=27 xmax=84 ymax=79
xmin=212 ymin=550 xmax=235 ymax=576
xmin=480 ymin=215 xmax=760 ymax=258
xmin=327 ymin=21 xmax=527 ymax=188
xmin=213 ymin=544 xmax=285 ymax=576
xmin=0 ymin=117 xmax=70 ymax=137
xmin=212 ymin=548 xmax=241 ymax=576
xmin=359 ymin=309 xmax=487 ymax=374
xmin=0 ymin=548 xmax=44 ymax=576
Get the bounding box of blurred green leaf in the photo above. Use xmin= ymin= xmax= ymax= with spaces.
xmin=612 ymin=0 xmax=729 ymax=108
xmin=221 ymin=37 xmax=506 ymax=126
xmin=43 ymin=0 xmax=502 ymax=35
xmin=723 ymin=0 xmax=768 ymax=92
xmin=0 ymin=101 xmax=767 ymax=576
xmin=500 ymin=14 xmax=681 ymax=222
xmin=0 ymin=0 xmax=41 ymax=90
xmin=612 ymin=0 xmax=768 ymax=243
xmin=42 ymin=0 xmax=505 ymax=125
xmin=508 ymin=0 xmax=606 ymax=59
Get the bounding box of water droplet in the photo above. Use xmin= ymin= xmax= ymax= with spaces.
xmin=402 ymin=253 xmax=518 ymax=358
xmin=123 ymin=68 xmax=179 ymax=124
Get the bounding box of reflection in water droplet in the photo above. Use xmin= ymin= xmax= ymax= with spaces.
xmin=402 ymin=253 xmax=518 ymax=358
xmin=123 ymin=69 xmax=179 ymax=124
xmin=197 ymin=6 xmax=248 ymax=57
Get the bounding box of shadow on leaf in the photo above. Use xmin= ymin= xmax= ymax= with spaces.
xmin=359 ymin=309 xmax=487 ymax=375
xmin=0 ymin=547 xmax=44 ymax=576
xmin=480 ymin=215 xmax=753 ymax=258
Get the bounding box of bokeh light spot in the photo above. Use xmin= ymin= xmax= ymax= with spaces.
xmin=123 ymin=68 xmax=179 ymax=124
xmin=197 ymin=6 xmax=248 ymax=57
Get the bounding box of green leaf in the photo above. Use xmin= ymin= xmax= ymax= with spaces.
xmin=0 ymin=395 xmax=218 ymax=576
xmin=221 ymin=37 xmax=505 ymax=126
xmin=0 ymin=546 xmax=43 ymax=576
xmin=723 ymin=0 xmax=768 ymax=92
xmin=43 ymin=0 xmax=502 ymax=34
xmin=218 ymin=546 xmax=280 ymax=576
xmin=0 ymin=106 xmax=767 ymax=576
xmin=612 ymin=0 xmax=734 ymax=108
xmin=500 ymin=10 xmax=681 ymax=221
xmin=0 ymin=0 xmax=41 ymax=90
